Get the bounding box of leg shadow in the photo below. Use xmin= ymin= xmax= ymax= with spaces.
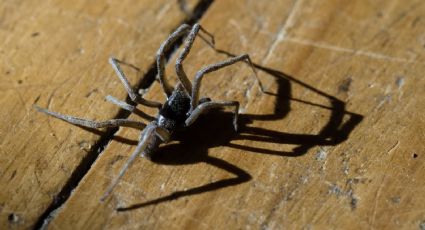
xmin=117 ymin=50 xmax=363 ymax=210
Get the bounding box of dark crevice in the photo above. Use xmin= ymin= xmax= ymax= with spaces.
xmin=33 ymin=1 xmax=214 ymax=229
xmin=136 ymin=0 xmax=215 ymax=90
xmin=186 ymin=0 xmax=215 ymax=24
xmin=34 ymin=111 xmax=128 ymax=230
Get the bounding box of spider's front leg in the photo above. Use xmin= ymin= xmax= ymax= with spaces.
xmin=175 ymin=23 xmax=215 ymax=95
xmin=157 ymin=23 xmax=215 ymax=97
xmin=157 ymin=24 xmax=191 ymax=97
xmin=100 ymin=123 xmax=171 ymax=201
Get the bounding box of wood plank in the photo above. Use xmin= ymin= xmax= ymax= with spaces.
xmin=50 ymin=0 xmax=425 ymax=229
xmin=0 ymin=0 xmax=201 ymax=229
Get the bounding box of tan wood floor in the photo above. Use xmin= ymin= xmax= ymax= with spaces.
xmin=0 ymin=0 xmax=424 ymax=229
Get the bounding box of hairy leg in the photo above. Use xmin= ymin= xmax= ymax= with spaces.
xmin=175 ymin=23 xmax=215 ymax=95
xmin=109 ymin=57 xmax=162 ymax=109
xmin=190 ymin=54 xmax=263 ymax=111
xmin=185 ymin=100 xmax=240 ymax=131
xmin=100 ymin=124 xmax=157 ymax=201
xmin=35 ymin=105 xmax=146 ymax=129
xmin=157 ymin=23 xmax=215 ymax=97
xmin=157 ymin=24 xmax=192 ymax=97
xmin=106 ymin=95 xmax=136 ymax=112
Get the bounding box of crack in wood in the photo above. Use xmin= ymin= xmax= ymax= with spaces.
xmin=33 ymin=1 xmax=215 ymax=229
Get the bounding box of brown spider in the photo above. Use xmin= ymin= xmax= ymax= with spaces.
xmin=35 ymin=23 xmax=263 ymax=201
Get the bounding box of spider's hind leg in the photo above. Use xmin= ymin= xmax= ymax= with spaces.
xmin=190 ymin=54 xmax=264 ymax=112
xmin=185 ymin=100 xmax=239 ymax=131
xmin=34 ymin=105 xmax=146 ymax=129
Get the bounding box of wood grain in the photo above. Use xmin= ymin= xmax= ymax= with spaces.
xmin=0 ymin=0 xmax=200 ymax=229
xmin=49 ymin=0 xmax=425 ymax=229
xmin=3 ymin=0 xmax=425 ymax=229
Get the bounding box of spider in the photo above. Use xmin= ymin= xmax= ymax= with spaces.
xmin=35 ymin=23 xmax=263 ymax=201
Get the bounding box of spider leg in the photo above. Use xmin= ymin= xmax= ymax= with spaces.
xmin=175 ymin=23 xmax=215 ymax=95
xmin=100 ymin=123 xmax=162 ymax=201
xmin=34 ymin=105 xmax=146 ymax=129
xmin=109 ymin=57 xmax=162 ymax=109
xmin=106 ymin=95 xmax=136 ymax=112
xmin=106 ymin=95 xmax=156 ymax=121
xmin=190 ymin=54 xmax=263 ymax=112
xmin=158 ymin=23 xmax=215 ymax=97
xmin=186 ymin=100 xmax=239 ymax=131
xmin=154 ymin=126 xmax=171 ymax=142
xmin=157 ymin=24 xmax=192 ymax=97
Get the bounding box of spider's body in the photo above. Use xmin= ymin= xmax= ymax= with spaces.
xmin=35 ymin=23 xmax=262 ymax=201
xmin=144 ymin=86 xmax=191 ymax=158
xmin=158 ymin=85 xmax=191 ymax=131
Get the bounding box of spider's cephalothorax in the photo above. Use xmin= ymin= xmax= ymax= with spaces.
xmin=158 ymin=85 xmax=191 ymax=131
xmin=35 ymin=23 xmax=263 ymax=201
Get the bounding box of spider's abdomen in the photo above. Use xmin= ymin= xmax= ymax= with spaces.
xmin=158 ymin=88 xmax=191 ymax=130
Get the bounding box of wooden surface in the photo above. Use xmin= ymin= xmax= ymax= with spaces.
xmin=0 ymin=0 xmax=200 ymax=229
xmin=1 ymin=0 xmax=425 ymax=229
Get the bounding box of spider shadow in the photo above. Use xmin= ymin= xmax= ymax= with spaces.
xmin=235 ymin=65 xmax=364 ymax=156
xmin=116 ymin=60 xmax=363 ymax=211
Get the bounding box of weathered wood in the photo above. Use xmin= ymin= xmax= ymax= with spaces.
xmin=49 ymin=0 xmax=425 ymax=229
xmin=3 ymin=0 xmax=425 ymax=229
xmin=0 ymin=0 xmax=201 ymax=229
